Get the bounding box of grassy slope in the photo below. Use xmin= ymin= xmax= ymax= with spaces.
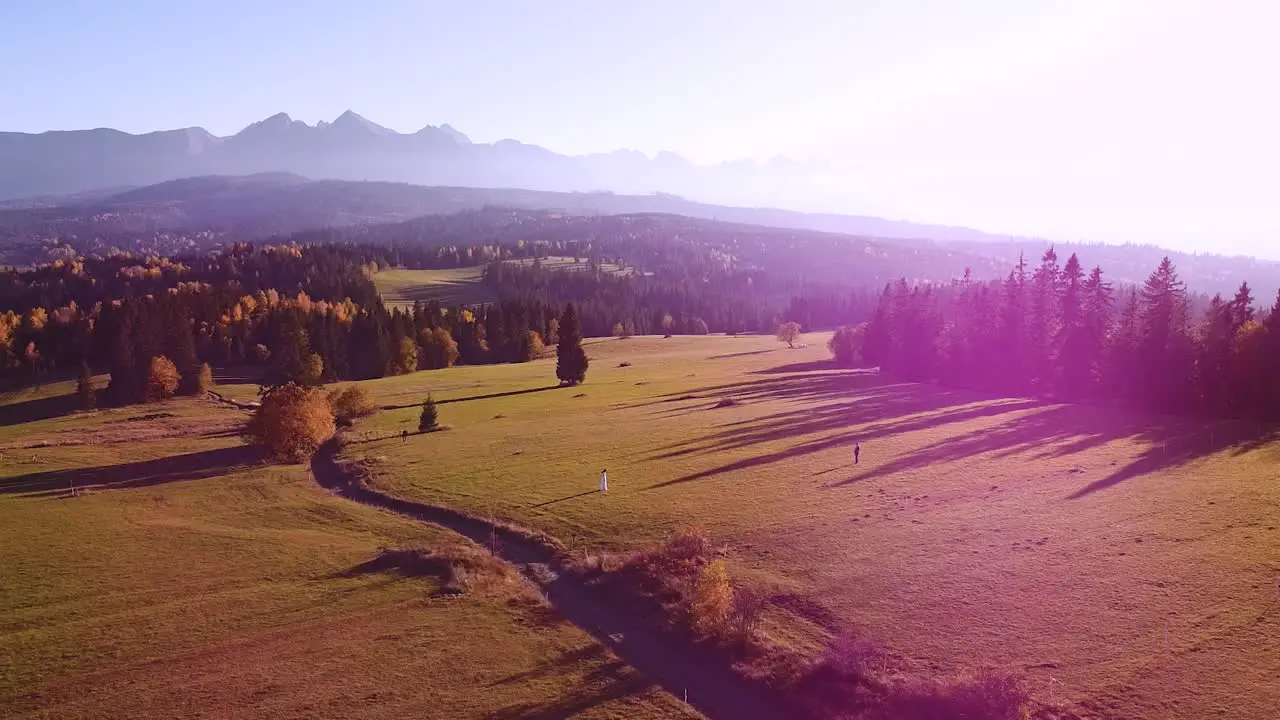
xmin=374 ymin=266 xmax=491 ymax=308
xmin=373 ymin=259 xmax=633 ymax=309
xmin=340 ymin=334 xmax=1280 ymax=720
xmin=0 ymin=391 xmax=696 ymax=719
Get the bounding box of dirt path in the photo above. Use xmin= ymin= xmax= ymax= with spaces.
xmin=310 ymin=438 xmax=793 ymax=720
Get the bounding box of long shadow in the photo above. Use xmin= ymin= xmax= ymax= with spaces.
xmin=336 ymin=548 xmax=457 ymax=581
xmin=629 ymin=370 xmax=895 ymax=416
xmin=650 ymin=387 xmax=1030 ymax=463
xmin=750 ymin=359 xmax=853 ymax=374
xmin=706 ymin=349 xmax=777 ymax=360
xmin=0 ymin=392 xmax=84 ymax=427
xmin=821 ymin=402 xmax=1279 ymax=497
xmin=646 ymin=405 xmax=1028 ymax=491
xmin=489 ymin=645 xmax=609 ymax=686
xmin=0 ymin=445 xmax=269 ymax=498
xmin=490 ymin=672 xmax=653 ymax=720
xmin=1066 ymin=421 xmax=1280 ymax=499
xmin=531 ymin=489 xmax=599 ymax=509
xmin=636 ymin=357 xmax=1279 ymax=498
xmin=381 ymin=384 xmax=560 ymax=411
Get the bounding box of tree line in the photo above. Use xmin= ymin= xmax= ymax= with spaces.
xmin=0 ymin=241 xmax=601 ymax=404
xmin=853 ymin=249 xmax=1280 ymax=420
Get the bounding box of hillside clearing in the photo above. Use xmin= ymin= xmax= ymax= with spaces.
xmin=373 ymin=266 xmax=491 ymax=307
xmin=374 ymin=258 xmax=635 ymax=309
xmin=341 ymin=333 xmax=1280 ymax=720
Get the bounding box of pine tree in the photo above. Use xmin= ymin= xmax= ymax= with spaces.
xmin=998 ymin=254 xmax=1029 ymax=391
xmin=1056 ymin=254 xmax=1087 ymax=397
xmin=555 ymin=304 xmax=588 ymax=385
xmin=1137 ymin=257 xmax=1193 ymax=411
xmin=418 ymin=394 xmax=439 ymax=432
xmin=1230 ymin=282 xmax=1255 ymax=331
xmin=1030 ymin=247 xmax=1063 ymax=387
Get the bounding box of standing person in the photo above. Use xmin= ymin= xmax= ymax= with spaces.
xmin=854 ymin=442 xmax=861 ymax=465
xmin=600 ymin=468 xmax=608 ymax=493
xmin=401 ymin=429 xmax=409 ymax=443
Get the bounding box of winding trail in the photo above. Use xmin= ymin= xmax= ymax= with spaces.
xmin=310 ymin=438 xmax=792 ymax=720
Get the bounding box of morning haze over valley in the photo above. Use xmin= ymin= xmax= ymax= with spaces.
xmin=2 ymin=2 xmax=1278 ymax=720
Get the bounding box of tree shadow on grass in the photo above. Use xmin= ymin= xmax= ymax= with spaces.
xmin=706 ymin=349 xmax=778 ymax=360
xmin=750 ymin=359 xmax=859 ymax=374
xmin=490 ymin=662 xmax=653 ymax=720
xmin=488 ymin=645 xmax=610 ymax=686
xmin=822 ymin=401 xmax=1280 ymax=498
xmin=0 ymin=392 xmax=84 ymax=427
xmin=0 ymin=444 xmax=269 ymax=498
xmin=633 ymin=365 xmax=1279 ymax=497
xmin=531 ymin=489 xmax=600 ymax=509
xmin=380 ymin=385 xmax=560 ymax=411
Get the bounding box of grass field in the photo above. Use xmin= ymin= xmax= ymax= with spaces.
xmin=374 ymin=266 xmax=491 ymax=307
xmin=374 ymin=258 xmax=634 ymax=309
xmin=336 ymin=333 xmax=1280 ymax=720
xmin=0 ymin=390 xmax=697 ymax=718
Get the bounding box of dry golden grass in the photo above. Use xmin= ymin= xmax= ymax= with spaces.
xmin=342 ymin=333 xmax=1280 ymax=719
xmin=0 ymin=392 xmax=698 ymax=719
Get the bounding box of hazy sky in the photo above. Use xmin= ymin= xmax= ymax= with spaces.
xmin=1 ymin=1 xmax=1277 ymax=255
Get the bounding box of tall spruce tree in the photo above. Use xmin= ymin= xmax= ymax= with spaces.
xmin=998 ymin=253 xmax=1029 ymax=391
xmin=1056 ymin=254 xmax=1088 ymax=398
xmin=555 ymin=303 xmax=588 ymax=385
xmin=1137 ymin=257 xmax=1193 ymax=412
xmin=1030 ymin=247 xmax=1063 ymax=387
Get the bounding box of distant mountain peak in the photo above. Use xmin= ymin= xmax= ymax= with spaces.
xmin=332 ymin=110 xmax=395 ymax=137
xmin=438 ymin=123 xmax=471 ymax=145
xmin=261 ymin=112 xmax=295 ymax=127
xmin=236 ymin=112 xmax=308 ymax=137
xmin=416 ymin=123 xmax=471 ymax=145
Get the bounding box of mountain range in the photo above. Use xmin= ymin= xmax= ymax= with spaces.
xmin=0 ymin=111 xmax=886 ymax=215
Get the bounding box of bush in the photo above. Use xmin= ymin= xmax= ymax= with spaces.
xmin=146 ymin=356 xmax=180 ymax=402
xmin=520 ymin=330 xmax=546 ymax=362
xmin=885 ymin=669 xmax=1031 ymax=720
xmin=77 ymin=363 xmax=96 ymax=409
xmin=328 ymin=385 xmax=379 ymax=424
xmin=689 ymin=559 xmax=734 ymax=638
xmin=183 ymin=362 xmax=213 ymax=395
xmin=829 ymin=324 xmax=866 ymax=367
xmin=824 ymin=632 xmax=888 ymax=681
xmin=244 ymin=382 xmax=335 ymax=461
xmin=731 ymin=585 xmax=768 ymax=641
xmin=419 ymin=394 xmax=439 ymax=432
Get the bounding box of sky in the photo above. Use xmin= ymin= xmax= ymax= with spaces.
xmin=1 ymin=0 xmax=1277 ymax=256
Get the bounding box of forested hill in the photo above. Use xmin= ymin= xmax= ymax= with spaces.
xmin=3 ymin=174 xmax=1277 ymax=298
xmin=290 ymin=209 xmax=1003 ymax=291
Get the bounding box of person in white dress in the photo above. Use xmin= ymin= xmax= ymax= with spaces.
xmin=600 ymin=468 xmax=608 ymax=493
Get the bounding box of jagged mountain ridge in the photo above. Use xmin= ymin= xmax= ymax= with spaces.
xmin=0 ymin=111 xmax=880 ymax=216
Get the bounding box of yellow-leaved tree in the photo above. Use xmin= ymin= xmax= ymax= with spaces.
xmin=146 ymin=356 xmax=181 ymax=402
xmin=327 ymin=385 xmax=379 ymax=425
xmin=689 ymin=559 xmax=733 ymax=639
xmin=245 ymin=383 xmax=335 ymax=461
